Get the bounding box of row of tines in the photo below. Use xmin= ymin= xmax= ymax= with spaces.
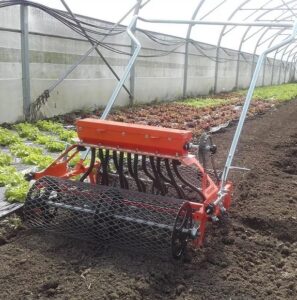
xmin=86 ymin=148 xmax=205 ymax=202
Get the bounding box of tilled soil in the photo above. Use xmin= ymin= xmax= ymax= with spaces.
xmin=0 ymin=100 xmax=297 ymax=300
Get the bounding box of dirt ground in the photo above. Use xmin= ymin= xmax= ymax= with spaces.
xmin=0 ymin=100 xmax=297 ymax=300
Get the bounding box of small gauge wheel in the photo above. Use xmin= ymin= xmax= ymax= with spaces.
xmin=171 ymin=201 xmax=193 ymax=259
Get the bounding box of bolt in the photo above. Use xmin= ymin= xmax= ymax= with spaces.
xmin=211 ymin=216 xmax=219 ymax=222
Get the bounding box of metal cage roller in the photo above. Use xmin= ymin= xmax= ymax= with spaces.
xmin=23 ymin=176 xmax=196 ymax=258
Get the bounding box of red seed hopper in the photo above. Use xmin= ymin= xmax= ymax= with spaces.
xmin=23 ymin=118 xmax=232 ymax=259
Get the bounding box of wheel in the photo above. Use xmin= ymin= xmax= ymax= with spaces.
xmin=171 ymin=202 xmax=193 ymax=259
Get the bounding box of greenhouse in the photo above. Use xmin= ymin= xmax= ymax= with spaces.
xmin=0 ymin=1 xmax=297 ymax=299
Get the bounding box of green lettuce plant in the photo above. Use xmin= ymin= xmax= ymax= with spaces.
xmin=58 ymin=129 xmax=77 ymax=143
xmin=9 ymin=143 xmax=42 ymax=158
xmin=14 ymin=123 xmax=40 ymax=140
xmin=36 ymin=120 xmax=77 ymax=143
xmin=5 ymin=181 xmax=29 ymax=203
xmin=22 ymin=153 xmax=54 ymax=169
xmin=35 ymin=134 xmax=53 ymax=145
xmin=45 ymin=141 xmax=65 ymax=152
xmin=0 ymin=152 xmax=12 ymax=166
xmin=0 ymin=166 xmax=23 ymax=186
xmin=36 ymin=120 xmax=64 ymax=132
xmin=0 ymin=127 xmax=21 ymax=146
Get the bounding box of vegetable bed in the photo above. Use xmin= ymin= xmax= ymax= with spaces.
xmin=1 ymin=88 xmax=297 ymax=300
xmin=0 ymin=83 xmax=295 ymax=204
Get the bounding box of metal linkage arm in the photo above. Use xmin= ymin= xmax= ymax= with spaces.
xmin=216 ymin=20 xmax=297 ymax=205
xmin=101 ymin=15 xmax=141 ymax=120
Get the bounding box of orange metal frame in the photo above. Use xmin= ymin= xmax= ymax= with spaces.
xmin=31 ymin=119 xmax=233 ymax=247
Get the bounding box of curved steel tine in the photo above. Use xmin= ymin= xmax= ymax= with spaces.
xmin=149 ymin=156 xmax=166 ymax=196
xmin=133 ymin=153 xmax=146 ymax=192
xmin=141 ymin=155 xmax=154 ymax=181
xmin=172 ymin=160 xmax=205 ymax=201
xmin=98 ymin=149 xmax=109 ymax=186
xmin=156 ymin=157 xmax=171 ymax=184
xmin=127 ymin=152 xmax=135 ymax=177
xmin=127 ymin=152 xmax=143 ymax=191
xmin=112 ymin=150 xmax=120 ymax=171
xmin=119 ymin=152 xmax=129 ymax=189
xmin=164 ymin=159 xmax=185 ymax=199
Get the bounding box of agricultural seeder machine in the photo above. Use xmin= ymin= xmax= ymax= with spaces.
xmin=23 ymin=119 xmax=232 ymax=258
xmin=22 ymin=14 xmax=297 ymax=259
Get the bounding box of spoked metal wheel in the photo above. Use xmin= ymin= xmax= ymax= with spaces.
xmin=171 ymin=201 xmax=193 ymax=259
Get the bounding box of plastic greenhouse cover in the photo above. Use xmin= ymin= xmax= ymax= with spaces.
xmin=31 ymin=0 xmax=297 ymax=59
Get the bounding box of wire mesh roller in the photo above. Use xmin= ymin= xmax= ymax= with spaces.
xmin=23 ymin=176 xmax=194 ymax=258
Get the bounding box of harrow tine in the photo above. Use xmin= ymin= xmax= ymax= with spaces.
xmin=134 ymin=154 xmax=146 ymax=192
xmin=149 ymin=156 xmax=167 ymax=196
xmin=172 ymin=160 xmax=205 ymax=201
xmin=98 ymin=149 xmax=110 ymax=186
xmin=127 ymin=153 xmax=146 ymax=192
xmin=118 ymin=152 xmax=129 ymax=189
xmin=127 ymin=152 xmax=134 ymax=177
xmin=141 ymin=155 xmax=155 ymax=183
xmin=156 ymin=158 xmax=185 ymax=199
xmin=79 ymin=147 xmax=96 ymax=182
xmin=164 ymin=159 xmax=185 ymax=199
xmin=112 ymin=151 xmax=129 ymax=189
xmin=112 ymin=150 xmax=119 ymax=171
xmin=156 ymin=158 xmax=171 ymax=184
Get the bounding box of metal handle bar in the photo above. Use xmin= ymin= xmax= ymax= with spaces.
xmin=101 ymin=15 xmax=141 ymax=120
xmin=81 ymin=15 xmax=141 ymax=160
xmin=215 ymin=19 xmax=297 ymax=206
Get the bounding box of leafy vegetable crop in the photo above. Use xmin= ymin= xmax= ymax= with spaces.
xmin=35 ymin=134 xmax=53 ymax=145
xmin=58 ymin=129 xmax=77 ymax=143
xmin=239 ymin=83 xmax=297 ymax=102
xmin=14 ymin=123 xmax=40 ymax=140
xmin=45 ymin=141 xmax=65 ymax=152
xmin=178 ymin=98 xmax=229 ymax=108
xmin=0 ymin=166 xmax=23 ymax=187
xmin=9 ymin=143 xmax=42 ymax=158
xmin=21 ymin=153 xmax=54 ymax=169
xmin=0 ymin=152 xmax=12 ymax=166
xmin=36 ymin=134 xmax=66 ymax=152
xmin=36 ymin=120 xmax=77 ymax=143
xmin=0 ymin=166 xmax=29 ymax=203
xmin=0 ymin=127 xmax=21 ymax=146
xmin=9 ymin=143 xmax=53 ymax=169
xmin=5 ymin=181 xmax=29 ymax=203
xmin=36 ymin=120 xmax=64 ymax=132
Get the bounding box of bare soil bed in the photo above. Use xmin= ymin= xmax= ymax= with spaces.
xmin=0 ymin=99 xmax=297 ymax=300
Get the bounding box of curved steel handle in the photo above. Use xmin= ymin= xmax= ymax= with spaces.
xmin=215 ymin=19 xmax=297 ymax=206
xmin=101 ymin=15 xmax=141 ymax=120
